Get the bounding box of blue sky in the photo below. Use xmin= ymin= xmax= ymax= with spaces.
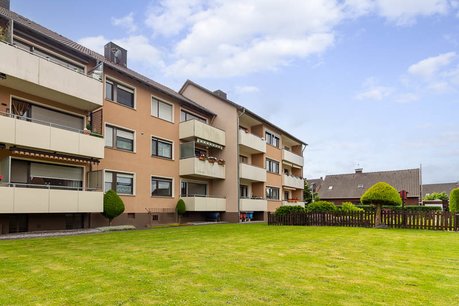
xmin=11 ymin=0 xmax=459 ymax=183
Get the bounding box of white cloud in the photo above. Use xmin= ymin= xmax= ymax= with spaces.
xmin=374 ymin=0 xmax=450 ymax=25
xmin=355 ymin=78 xmax=393 ymax=100
xmin=408 ymin=52 xmax=456 ymax=79
xmin=395 ymin=92 xmax=419 ymax=103
xmin=77 ymin=35 xmax=107 ymax=54
xmin=112 ymin=12 xmax=138 ymax=33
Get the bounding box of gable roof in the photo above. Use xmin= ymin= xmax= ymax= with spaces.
xmin=180 ymin=80 xmax=307 ymax=146
xmin=306 ymin=178 xmax=323 ymax=192
xmin=422 ymin=182 xmax=459 ymax=198
xmin=0 ymin=7 xmax=215 ymax=117
xmin=318 ymin=168 xmax=421 ymax=200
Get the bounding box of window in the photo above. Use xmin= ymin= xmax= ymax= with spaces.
xmin=127 ymin=213 xmax=136 ymax=219
xmin=266 ymin=187 xmax=280 ymax=200
xmin=105 ymin=171 xmax=134 ymax=195
xmin=152 ymin=98 xmax=173 ymax=122
xmin=152 ymin=138 xmax=173 ymax=159
xmin=105 ymin=125 xmax=134 ymax=152
xmin=181 ymin=181 xmax=207 ymax=197
xmin=239 ymin=155 xmax=248 ymax=164
xmin=105 ymin=79 xmax=135 ymax=108
xmin=265 ymin=131 xmax=280 ymax=148
xmin=180 ymin=110 xmax=206 ymax=123
xmin=152 ymin=177 xmax=173 ymax=197
xmin=266 ymin=159 xmax=280 ymax=174
xmin=240 ymin=185 xmax=248 ymax=198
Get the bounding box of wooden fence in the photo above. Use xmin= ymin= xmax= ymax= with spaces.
xmin=268 ymin=211 xmax=459 ymax=231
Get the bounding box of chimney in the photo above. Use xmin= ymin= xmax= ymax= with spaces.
xmin=355 ymin=168 xmax=363 ymax=174
xmin=0 ymin=0 xmax=10 ymax=10
xmin=213 ymin=89 xmax=227 ymax=99
xmin=104 ymin=42 xmax=127 ymax=67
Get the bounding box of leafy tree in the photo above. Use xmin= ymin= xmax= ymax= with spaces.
xmin=306 ymin=201 xmax=336 ymax=213
xmin=304 ymin=181 xmax=319 ymax=204
xmin=176 ymin=199 xmax=186 ymax=223
xmin=423 ymin=192 xmax=448 ymax=201
xmin=361 ymin=182 xmax=401 ymax=228
xmin=449 ymin=188 xmax=459 ymax=213
xmin=102 ymin=190 xmax=125 ymax=226
xmin=340 ymin=202 xmax=364 ymax=212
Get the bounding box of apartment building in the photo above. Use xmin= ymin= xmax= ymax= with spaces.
xmin=0 ymin=2 xmax=305 ymax=233
xmin=181 ymin=81 xmax=306 ymax=222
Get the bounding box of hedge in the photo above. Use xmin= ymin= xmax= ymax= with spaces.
xmin=274 ymin=205 xmax=305 ymax=216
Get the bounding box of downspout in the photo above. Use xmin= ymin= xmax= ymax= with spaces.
xmin=237 ymin=108 xmax=246 ymax=221
xmin=419 ymin=163 xmax=423 ymax=205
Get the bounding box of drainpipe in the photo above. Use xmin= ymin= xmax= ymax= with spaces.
xmin=237 ymin=108 xmax=246 ymax=222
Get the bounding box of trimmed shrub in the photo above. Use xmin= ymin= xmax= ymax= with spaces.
xmin=340 ymin=202 xmax=364 ymax=212
xmin=424 ymin=192 xmax=448 ymax=201
xmin=361 ymin=182 xmax=402 ymax=206
xmin=306 ymin=201 xmax=337 ymax=213
xmin=102 ymin=190 xmax=125 ymax=225
xmin=176 ymin=199 xmax=186 ymax=215
xmin=275 ymin=205 xmax=305 ymax=216
xmin=449 ymin=188 xmax=459 ymax=213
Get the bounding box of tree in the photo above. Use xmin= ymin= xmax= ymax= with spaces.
xmin=449 ymin=188 xmax=459 ymax=213
xmin=304 ymin=181 xmax=319 ymax=204
xmin=102 ymin=190 xmax=125 ymax=226
xmin=423 ymin=192 xmax=448 ymax=201
xmin=176 ymin=199 xmax=186 ymax=224
xmin=360 ymin=182 xmax=402 ymax=228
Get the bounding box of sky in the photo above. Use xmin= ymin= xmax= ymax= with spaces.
xmin=11 ymin=0 xmax=459 ymax=184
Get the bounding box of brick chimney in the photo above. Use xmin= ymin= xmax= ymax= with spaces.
xmin=213 ymin=89 xmax=227 ymax=100
xmin=0 ymin=0 xmax=10 ymax=10
xmin=104 ymin=42 xmax=127 ymax=67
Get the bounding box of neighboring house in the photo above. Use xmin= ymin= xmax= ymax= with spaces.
xmin=318 ymin=168 xmax=421 ymax=205
xmin=0 ymin=2 xmax=305 ymax=233
xmin=422 ymin=182 xmax=459 ymax=199
xmin=307 ymin=178 xmax=323 ymax=194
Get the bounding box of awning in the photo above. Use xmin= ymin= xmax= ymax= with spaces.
xmin=9 ymin=147 xmax=100 ymax=164
xmin=196 ymin=138 xmax=224 ymax=150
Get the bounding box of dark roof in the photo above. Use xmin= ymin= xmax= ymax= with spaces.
xmin=422 ymin=183 xmax=459 ymax=197
xmin=306 ymin=178 xmax=323 ymax=192
xmin=180 ymin=80 xmax=307 ymax=146
xmin=0 ymin=7 xmax=215 ymax=117
xmin=318 ymin=168 xmax=421 ymax=199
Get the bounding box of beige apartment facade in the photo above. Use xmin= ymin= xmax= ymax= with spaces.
xmin=0 ymin=3 xmax=305 ymax=233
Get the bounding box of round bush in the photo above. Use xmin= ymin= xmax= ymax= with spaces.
xmin=306 ymin=201 xmax=336 ymax=213
xmin=102 ymin=190 xmax=125 ymax=225
xmin=360 ymin=182 xmax=402 ymax=206
xmin=274 ymin=205 xmax=305 ymax=216
xmin=340 ymin=202 xmax=364 ymax=212
xmin=449 ymin=188 xmax=459 ymax=213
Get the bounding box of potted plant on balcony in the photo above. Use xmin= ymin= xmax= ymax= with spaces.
xmin=198 ymin=153 xmax=206 ymax=161
xmin=0 ymin=175 xmax=3 ymax=182
xmin=217 ymin=159 xmax=225 ymax=165
xmin=208 ymin=156 xmax=217 ymax=164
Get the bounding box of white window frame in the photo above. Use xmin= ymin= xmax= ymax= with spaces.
xmin=151 ymin=95 xmax=174 ymax=123
xmin=104 ymin=122 xmax=136 ymax=153
xmin=151 ymin=175 xmax=174 ymax=198
xmin=103 ymin=169 xmax=136 ymax=196
xmin=105 ymin=76 xmax=136 ymax=109
xmin=180 ymin=108 xmax=208 ymax=123
xmin=151 ymin=135 xmax=174 ymax=160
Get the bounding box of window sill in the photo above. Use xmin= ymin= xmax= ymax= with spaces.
xmin=117 ymin=194 xmax=135 ymax=197
xmin=151 ymin=115 xmax=174 ymax=124
xmin=151 ymin=155 xmax=174 ymax=161
xmin=151 ymin=195 xmax=174 ymax=199
xmin=105 ymin=147 xmax=136 ymax=154
xmin=105 ymin=98 xmax=136 ymax=110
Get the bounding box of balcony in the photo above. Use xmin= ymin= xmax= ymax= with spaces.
xmin=282 ymin=149 xmax=304 ymax=167
xmin=239 ymin=130 xmax=266 ymax=154
xmin=282 ymin=201 xmax=305 ymax=208
xmin=180 ymin=157 xmax=225 ymax=179
xmin=240 ymin=198 xmax=267 ymax=211
xmin=0 ymin=113 xmax=104 ymax=159
xmin=181 ymin=196 xmax=226 ymax=212
xmin=282 ymin=174 xmax=304 ymax=189
xmin=0 ymin=184 xmax=103 ymax=213
xmin=239 ymin=163 xmax=266 ymax=182
xmin=0 ymin=42 xmax=103 ymax=110
xmin=179 ymin=119 xmax=225 ymax=148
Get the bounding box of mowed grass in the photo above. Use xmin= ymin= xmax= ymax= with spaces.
xmin=1 ymin=224 xmax=458 ymax=305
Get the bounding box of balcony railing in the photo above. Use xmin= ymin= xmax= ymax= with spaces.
xmin=282 ymin=174 xmax=304 ymax=189
xmin=240 ymin=197 xmax=268 ymax=211
xmin=179 ymin=119 xmax=225 ymax=148
xmin=282 ymin=149 xmax=304 ymax=167
xmin=239 ymin=130 xmax=266 ymax=153
xmin=180 ymin=157 xmax=225 ymax=179
xmin=0 ymin=183 xmax=103 ymax=213
xmin=0 ymin=42 xmax=103 ymax=110
xmin=239 ymin=163 xmax=267 ymax=182
xmin=181 ymin=195 xmax=226 ymax=211
xmin=0 ymin=112 xmax=104 ymax=159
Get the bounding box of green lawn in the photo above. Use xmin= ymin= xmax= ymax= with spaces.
xmin=1 ymin=224 xmax=458 ymax=305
